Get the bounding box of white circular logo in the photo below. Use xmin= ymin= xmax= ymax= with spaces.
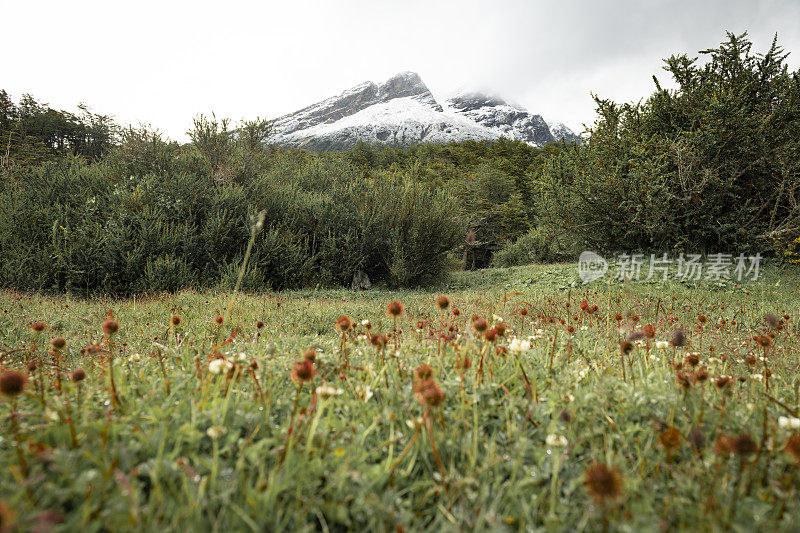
xmin=578 ymin=251 xmax=608 ymax=282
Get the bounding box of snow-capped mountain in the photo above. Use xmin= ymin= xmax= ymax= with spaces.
xmin=269 ymin=72 xmax=578 ymax=151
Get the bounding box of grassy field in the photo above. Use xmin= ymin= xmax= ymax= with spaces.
xmin=2 ymin=262 xmax=800 ymax=531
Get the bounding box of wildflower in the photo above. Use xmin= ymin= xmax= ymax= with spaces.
xmin=613 ymin=313 xmax=623 ymax=322
xmin=519 ymin=308 xmax=529 ymax=317
xmin=406 ymin=417 xmax=424 ymax=431
xmin=697 ymin=315 xmax=707 ymax=325
xmin=492 ymin=314 xmax=504 ymax=323
xmin=659 ymin=426 xmax=682 ymax=454
xmin=583 ymin=463 xmax=623 ymax=504
xmin=214 ymin=316 xmax=224 ymax=326
xmin=643 ymin=324 xmax=656 ymax=339
xmin=546 ymin=434 xmax=568 ymax=447
xmin=315 ymin=385 xmax=343 ymax=399
xmin=129 ymin=353 xmax=142 ymax=363
xmin=336 ymin=315 xmax=352 ymax=332
xmin=655 ymin=340 xmax=669 ymax=349
xmin=206 ymin=426 xmax=227 ymax=439
xmin=732 ymin=434 xmax=757 ymax=457
xmin=494 ymin=322 xmax=507 ymax=336
xmin=361 ymin=319 xmax=370 ymax=327
xmin=256 ymin=321 xmax=265 ymax=329
xmin=30 ymin=322 xmax=47 ymax=333
xmin=778 ymin=416 xmax=800 ymax=430
xmin=386 ymin=301 xmax=404 ymax=318
xmin=784 ymin=435 xmax=800 ymax=463
xmin=50 ymin=337 xmax=67 ymax=350
xmin=579 ymin=325 xmax=589 ymax=331
xmin=234 ymin=352 xmax=248 ymax=363
xmin=0 ymin=370 xmax=28 ymax=397
xmin=291 ymin=360 xmax=316 ymax=383
xmin=619 ymin=341 xmax=634 ymax=355
xmin=685 ymin=353 xmax=700 ymax=367
xmin=692 ymin=367 xmax=709 ymax=384
xmin=452 ymin=308 xmax=461 ymax=317
xmin=484 ymin=328 xmax=498 ymax=342
xmin=713 ymin=375 xmax=733 ymax=391
xmin=103 ymin=319 xmax=120 ymax=335
xmin=70 ymin=368 xmax=86 ymax=382
xmin=670 ymin=329 xmax=685 ymax=348
xmin=508 ymin=338 xmax=531 ymax=353
xmin=414 ymin=378 xmax=445 ymax=408
xmin=170 ymin=315 xmax=181 ymax=327
xmin=714 ymin=436 xmax=735 ymax=457
xmin=472 ymin=317 xmax=489 ymax=333
xmin=755 ymin=335 xmax=772 ymax=349
xmin=415 ymin=364 xmax=434 ymax=380
xmin=208 ymin=358 xmax=233 ymax=375
xmin=436 ymin=296 xmax=450 ymax=310
xmin=567 ymin=325 xmax=576 ymax=335
xmin=356 ymin=385 xmax=373 ymax=401
xmin=303 ymin=348 xmax=317 ymax=362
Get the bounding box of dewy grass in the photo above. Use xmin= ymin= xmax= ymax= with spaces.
xmin=1 ymin=262 xmax=800 ymax=530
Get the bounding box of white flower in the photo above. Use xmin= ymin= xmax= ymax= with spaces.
xmin=129 ymin=353 xmax=142 ymax=363
xmin=406 ymin=417 xmax=423 ymax=430
xmin=580 ymin=326 xmax=589 ymax=331
xmin=493 ymin=314 xmax=505 ymax=323
xmin=509 ymin=338 xmax=532 ymax=353
xmin=206 ymin=426 xmax=226 ymax=439
xmin=315 ymin=385 xmax=344 ymax=399
xmin=634 ymin=340 xmax=646 ymax=347
xmin=751 ymin=373 xmax=764 ymax=382
xmin=361 ymin=319 xmax=370 ymax=326
xmin=208 ymin=359 xmax=233 ymax=375
xmin=564 ymin=394 xmax=575 ymax=403
xmin=356 ymin=385 xmax=374 ymax=402
xmin=779 ymin=416 xmax=800 ymax=429
xmin=235 ymin=352 xmax=248 ymax=363
xmin=546 ymin=434 xmax=568 ymax=447
xmin=655 ymin=341 xmax=670 ymax=349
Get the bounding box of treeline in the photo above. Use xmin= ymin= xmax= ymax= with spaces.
xmin=1 ymin=32 xmax=798 ymax=294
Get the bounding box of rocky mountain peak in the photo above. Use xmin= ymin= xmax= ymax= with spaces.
xmin=269 ymin=72 xmax=578 ymax=150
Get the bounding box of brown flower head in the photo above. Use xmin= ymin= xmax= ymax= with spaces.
xmin=103 ymin=319 xmax=120 ymax=335
xmin=414 ymin=378 xmax=445 ymax=408
xmin=50 ymin=337 xmax=67 ymax=350
xmin=0 ymin=370 xmax=28 ymax=397
xmin=659 ymin=426 xmax=682 ymax=453
xmin=472 ymin=317 xmax=489 ymax=333
xmin=291 ymin=360 xmax=316 ymax=384
xmin=436 ymin=296 xmax=450 ymax=310
xmin=732 ymin=433 xmax=757 ymax=457
xmin=713 ymin=375 xmax=733 ymax=391
xmin=519 ymin=308 xmax=529 ymax=317
xmin=619 ymin=341 xmax=634 ymax=355
xmin=784 ymin=435 xmax=800 ymax=463
xmin=452 ymin=308 xmax=461 ymax=317
xmin=386 ymin=301 xmax=404 ymax=318
xmin=642 ymin=324 xmax=656 ymax=339
xmin=70 ymin=368 xmax=86 ymax=383
xmin=670 ymin=329 xmax=685 ymax=348
xmin=303 ymin=348 xmax=317 ymax=362
xmin=484 ymin=328 xmax=498 ymax=342
xmin=414 ymin=364 xmax=434 ymax=380
xmin=171 ymin=315 xmax=181 ymax=327
xmin=30 ymin=322 xmax=47 ymax=333
xmin=335 ymin=315 xmax=352 ymax=332
xmin=494 ymin=322 xmax=507 ymax=336
xmin=214 ymin=316 xmax=224 ymax=326
xmin=583 ymin=462 xmax=623 ymax=504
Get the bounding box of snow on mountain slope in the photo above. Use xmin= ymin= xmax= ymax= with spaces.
xmin=269 ymin=72 xmax=578 ymax=151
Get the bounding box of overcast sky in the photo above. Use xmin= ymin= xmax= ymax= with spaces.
xmin=3 ymin=0 xmax=799 ymax=141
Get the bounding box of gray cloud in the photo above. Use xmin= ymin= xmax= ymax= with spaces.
xmin=4 ymin=0 xmax=799 ymax=140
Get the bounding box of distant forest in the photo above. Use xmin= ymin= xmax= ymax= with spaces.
xmin=1 ymin=32 xmax=798 ymax=294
